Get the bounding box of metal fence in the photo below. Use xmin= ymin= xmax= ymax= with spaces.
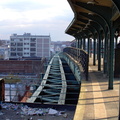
xmin=63 ymin=47 xmax=89 ymax=80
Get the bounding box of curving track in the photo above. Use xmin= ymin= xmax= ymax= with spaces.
xmin=27 ymin=54 xmax=67 ymax=104
xmin=27 ymin=54 xmax=80 ymax=105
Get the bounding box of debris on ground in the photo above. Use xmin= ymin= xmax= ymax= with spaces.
xmin=0 ymin=103 xmax=74 ymax=120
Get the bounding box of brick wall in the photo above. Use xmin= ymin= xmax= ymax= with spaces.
xmin=0 ymin=59 xmax=46 ymax=74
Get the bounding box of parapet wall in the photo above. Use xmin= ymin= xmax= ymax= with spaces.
xmin=0 ymin=60 xmax=45 ymax=74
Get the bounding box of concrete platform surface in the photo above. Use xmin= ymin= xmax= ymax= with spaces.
xmin=74 ymin=57 xmax=119 ymax=120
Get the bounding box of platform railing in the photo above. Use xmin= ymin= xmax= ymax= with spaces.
xmin=63 ymin=47 xmax=89 ymax=80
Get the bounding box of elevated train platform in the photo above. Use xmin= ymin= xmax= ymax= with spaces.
xmin=74 ymin=56 xmax=119 ymax=120
xmin=1 ymin=0 xmax=120 ymax=119
xmin=65 ymin=0 xmax=120 ymax=119
xmin=27 ymin=50 xmax=120 ymax=119
xmin=1 ymin=52 xmax=119 ymax=120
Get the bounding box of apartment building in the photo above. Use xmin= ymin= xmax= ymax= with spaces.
xmin=9 ymin=33 xmax=51 ymax=59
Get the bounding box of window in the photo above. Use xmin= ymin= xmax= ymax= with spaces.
xmin=19 ymin=38 xmax=23 ymax=41
xmin=24 ymin=52 xmax=29 ymax=55
xmin=30 ymin=43 xmax=36 ymax=47
xmin=17 ymin=43 xmax=23 ymax=46
xmin=24 ymin=48 xmax=29 ymax=50
xmin=17 ymin=48 xmax=23 ymax=51
xmin=17 ymin=53 xmax=23 ymax=56
xmin=11 ymin=48 xmax=16 ymax=51
xmin=30 ymin=48 xmax=36 ymax=51
xmin=24 ymin=38 xmax=29 ymax=40
xmin=11 ymin=38 xmax=14 ymax=41
xmin=11 ymin=43 xmax=16 ymax=46
xmin=24 ymin=43 xmax=29 ymax=45
xmin=30 ymin=53 xmax=36 ymax=56
xmin=11 ymin=53 xmax=16 ymax=56
xmin=30 ymin=38 xmax=36 ymax=42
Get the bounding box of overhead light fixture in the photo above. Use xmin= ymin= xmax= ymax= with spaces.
xmin=87 ymin=0 xmax=98 ymax=5
xmin=89 ymin=19 xmax=92 ymax=22
xmin=88 ymin=12 xmax=94 ymax=15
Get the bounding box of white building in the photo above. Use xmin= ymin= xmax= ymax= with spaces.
xmin=9 ymin=33 xmax=51 ymax=59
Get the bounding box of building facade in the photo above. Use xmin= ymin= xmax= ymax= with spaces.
xmin=0 ymin=40 xmax=10 ymax=60
xmin=9 ymin=33 xmax=51 ymax=59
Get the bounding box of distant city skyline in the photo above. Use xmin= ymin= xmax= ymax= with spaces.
xmin=0 ymin=0 xmax=74 ymax=41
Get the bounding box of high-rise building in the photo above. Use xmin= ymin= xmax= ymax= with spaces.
xmin=9 ymin=33 xmax=51 ymax=59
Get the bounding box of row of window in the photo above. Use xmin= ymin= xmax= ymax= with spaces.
xmin=11 ymin=38 xmax=49 ymax=42
xmin=11 ymin=53 xmax=36 ymax=56
xmin=11 ymin=42 xmax=49 ymax=45
xmin=11 ymin=38 xmax=36 ymax=41
xmin=11 ymin=48 xmax=49 ymax=51
xmin=11 ymin=48 xmax=36 ymax=51
xmin=11 ymin=51 xmax=49 ymax=55
xmin=11 ymin=43 xmax=36 ymax=46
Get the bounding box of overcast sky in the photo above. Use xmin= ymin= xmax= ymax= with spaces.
xmin=0 ymin=0 xmax=74 ymax=41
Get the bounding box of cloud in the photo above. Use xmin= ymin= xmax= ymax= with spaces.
xmin=0 ymin=0 xmax=52 ymax=12
xmin=0 ymin=0 xmax=73 ymax=20
xmin=0 ymin=19 xmax=74 ymax=41
xmin=0 ymin=0 xmax=74 ymax=41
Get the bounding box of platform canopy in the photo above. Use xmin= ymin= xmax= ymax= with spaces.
xmin=65 ymin=0 xmax=120 ymax=89
xmin=65 ymin=0 xmax=120 ymax=38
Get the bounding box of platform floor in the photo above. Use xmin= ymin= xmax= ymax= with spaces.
xmin=74 ymin=57 xmax=119 ymax=120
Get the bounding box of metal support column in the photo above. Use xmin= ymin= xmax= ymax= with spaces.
xmin=103 ymin=30 xmax=108 ymax=74
xmin=101 ymin=39 xmax=104 ymax=58
xmin=98 ymin=33 xmax=101 ymax=71
xmin=93 ymin=36 xmax=96 ymax=65
xmin=78 ymin=38 xmax=79 ymax=48
xmin=108 ymin=27 xmax=115 ymax=89
xmin=80 ymin=39 xmax=82 ymax=49
xmin=87 ymin=37 xmax=90 ymax=56
xmin=83 ymin=37 xmax=86 ymax=50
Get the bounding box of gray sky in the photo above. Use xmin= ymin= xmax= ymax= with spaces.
xmin=0 ymin=0 xmax=74 ymax=41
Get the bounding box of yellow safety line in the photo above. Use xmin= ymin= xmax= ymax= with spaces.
xmin=92 ymin=81 xmax=107 ymax=119
xmin=73 ymin=82 xmax=86 ymax=120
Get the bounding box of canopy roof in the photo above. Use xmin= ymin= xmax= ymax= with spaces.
xmin=66 ymin=0 xmax=120 ymax=38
